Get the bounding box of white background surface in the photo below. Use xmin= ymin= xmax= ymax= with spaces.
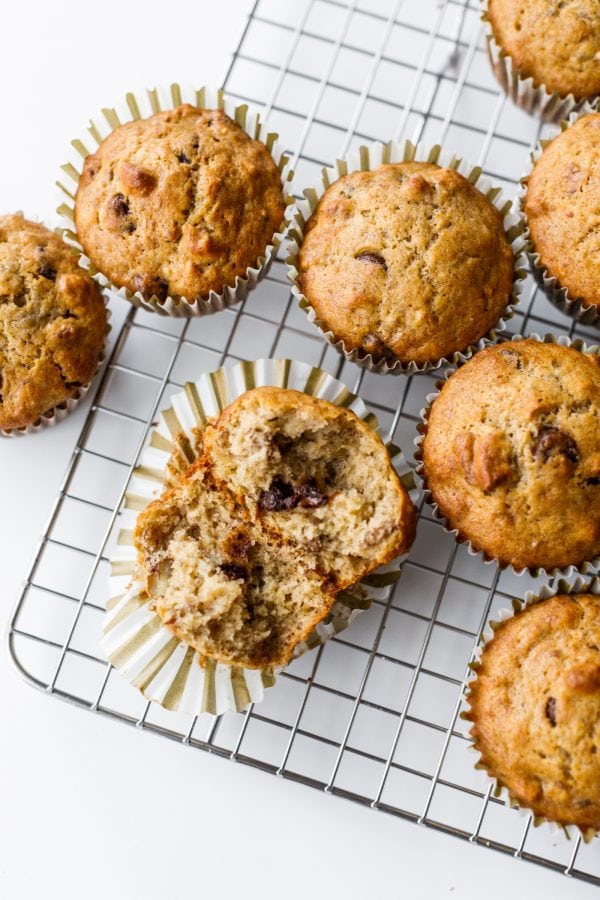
xmin=0 ymin=3 xmax=596 ymax=898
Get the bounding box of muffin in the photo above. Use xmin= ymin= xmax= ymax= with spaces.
xmin=296 ymin=161 xmax=515 ymax=367
xmin=134 ymin=386 xmax=416 ymax=668
xmin=467 ymin=593 xmax=600 ymax=832
xmin=487 ymin=0 xmax=600 ymax=102
xmin=524 ymin=112 xmax=600 ymax=312
xmin=0 ymin=214 xmax=107 ymax=432
xmin=419 ymin=338 xmax=600 ymax=572
xmin=74 ymin=104 xmax=286 ymax=304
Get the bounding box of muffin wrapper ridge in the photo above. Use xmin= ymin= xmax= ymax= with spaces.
xmin=102 ymin=357 xmax=416 ymax=716
xmin=57 ymin=84 xmax=295 ymax=317
xmin=519 ymin=102 xmax=600 ymax=326
xmin=286 ymin=138 xmax=527 ymax=375
xmin=462 ymin=575 xmax=600 ymax=843
xmin=481 ymin=2 xmax=599 ymax=123
xmin=413 ymin=331 xmax=600 ymax=578
xmin=1 ymin=213 xmax=111 ymax=437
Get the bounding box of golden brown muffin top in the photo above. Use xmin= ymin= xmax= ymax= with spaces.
xmin=297 ymin=162 xmax=514 ymax=366
xmin=488 ymin=0 xmax=600 ymax=100
xmin=525 ymin=113 xmax=600 ymax=309
xmin=468 ymin=593 xmax=600 ymax=831
xmin=0 ymin=214 xmax=107 ymax=431
xmin=421 ymin=339 xmax=600 ymax=572
xmin=74 ymin=105 xmax=285 ymax=303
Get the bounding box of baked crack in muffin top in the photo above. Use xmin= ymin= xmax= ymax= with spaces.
xmin=0 ymin=214 xmax=107 ymax=430
xmin=297 ymin=161 xmax=515 ymax=366
xmin=75 ymin=105 xmax=286 ymax=302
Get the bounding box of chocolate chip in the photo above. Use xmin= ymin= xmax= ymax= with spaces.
xmin=361 ymin=332 xmax=397 ymax=364
xmin=38 ymin=265 xmax=56 ymax=281
xmin=62 ymin=310 xmax=78 ymax=319
xmin=219 ymin=563 xmax=247 ymax=581
xmin=354 ymin=251 xmax=388 ymax=270
xmin=258 ymin=478 xmax=296 ymax=511
xmin=109 ymin=193 xmax=129 ymax=217
xmin=176 ymin=151 xmax=191 ymax=164
xmin=586 ymin=476 xmax=600 ymax=486
xmin=534 ymin=427 xmax=579 ymax=464
xmin=295 ymin=478 xmax=327 ymax=508
xmin=545 ymin=696 xmax=557 ymax=727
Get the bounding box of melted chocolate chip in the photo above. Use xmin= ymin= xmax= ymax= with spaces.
xmin=176 ymin=151 xmax=191 ymax=164
xmin=534 ymin=427 xmax=579 ymax=464
xmin=220 ymin=563 xmax=247 ymax=581
xmin=545 ymin=696 xmax=557 ymax=727
xmin=258 ymin=478 xmax=296 ymax=511
xmin=354 ymin=251 xmax=388 ymax=270
xmin=295 ymin=478 xmax=327 ymax=508
xmin=38 ymin=264 xmax=56 ymax=281
xmin=109 ymin=193 xmax=129 ymax=217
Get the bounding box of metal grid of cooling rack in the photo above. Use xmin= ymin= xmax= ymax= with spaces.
xmin=8 ymin=0 xmax=600 ymax=886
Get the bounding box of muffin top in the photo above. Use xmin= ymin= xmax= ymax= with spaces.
xmin=468 ymin=593 xmax=600 ymax=831
xmin=421 ymin=339 xmax=600 ymax=572
xmin=74 ymin=105 xmax=285 ymax=303
xmin=297 ymin=161 xmax=514 ymax=366
xmin=488 ymin=0 xmax=600 ymax=100
xmin=0 ymin=214 xmax=107 ymax=431
xmin=525 ymin=113 xmax=600 ymax=309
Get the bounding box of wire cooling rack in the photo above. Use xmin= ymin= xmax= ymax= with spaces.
xmin=8 ymin=0 xmax=600 ymax=886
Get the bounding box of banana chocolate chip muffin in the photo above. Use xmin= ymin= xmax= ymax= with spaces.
xmin=487 ymin=0 xmax=600 ymax=102
xmin=0 ymin=214 xmax=107 ymax=431
xmin=467 ymin=593 xmax=600 ymax=832
xmin=420 ymin=339 xmax=600 ymax=572
xmin=524 ymin=112 xmax=600 ymax=310
xmin=74 ymin=104 xmax=286 ymax=303
xmin=134 ymin=387 xmax=416 ymax=668
xmin=296 ymin=161 xmax=515 ymax=367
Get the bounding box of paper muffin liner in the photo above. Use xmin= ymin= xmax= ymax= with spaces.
xmin=102 ymin=358 xmax=415 ymax=716
xmin=286 ymin=139 xmax=527 ymax=375
xmin=1 ymin=214 xmax=111 ymax=438
xmin=481 ymin=2 xmax=598 ymax=123
xmin=57 ymin=84 xmax=295 ymax=317
xmin=462 ymin=574 xmax=600 ymax=842
xmin=518 ymin=102 xmax=600 ymax=326
xmin=414 ymin=331 xmax=600 ymax=579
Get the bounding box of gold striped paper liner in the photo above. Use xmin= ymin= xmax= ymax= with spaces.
xmin=414 ymin=332 xmax=600 ymax=579
xmin=481 ymin=1 xmax=598 ymax=123
xmin=1 ymin=214 xmax=111 ymax=438
xmin=102 ymin=357 xmax=416 ymax=716
xmin=518 ymin=102 xmax=600 ymax=326
xmin=57 ymin=84 xmax=295 ymax=317
xmin=286 ymin=138 xmax=527 ymax=375
xmin=462 ymin=575 xmax=600 ymax=843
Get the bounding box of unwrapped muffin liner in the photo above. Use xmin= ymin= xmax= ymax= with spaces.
xmin=462 ymin=575 xmax=600 ymax=842
xmin=518 ymin=102 xmax=600 ymax=325
xmin=414 ymin=332 xmax=600 ymax=579
xmin=286 ymin=139 xmax=527 ymax=375
xmin=102 ymin=358 xmax=415 ymax=716
xmin=481 ymin=2 xmax=598 ymax=123
xmin=1 ymin=213 xmax=111 ymax=438
xmin=57 ymin=84 xmax=295 ymax=317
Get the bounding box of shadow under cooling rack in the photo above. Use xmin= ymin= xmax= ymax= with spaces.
xmin=8 ymin=0 xmax=600 ymax=887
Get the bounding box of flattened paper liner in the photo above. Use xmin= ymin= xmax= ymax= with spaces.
xmin=286 ymin=138 xmax=527 ymax=375
xmin=1 ymin=213 xmax=111 ymax=438
xmin=518 ymin=102 xmax=600 ymax=325
xmin=481 ymin=2 xmax=599 ymax=123
xmin=57 ymin=84 xmax=294 ymax=317
xmin=414 ymin=332 xmax=600 ymax=579
xmin=102 ymin=358 xmax=415 ymax=716
xmin=462 ymin=575 xmax=600 ymax=843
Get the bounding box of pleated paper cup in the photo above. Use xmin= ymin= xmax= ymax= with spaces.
xmin=102 ymin=357 xmax=415 ymax=716
xmin=286 ymin=139 xmax=526 ymax=375
xmin=462 ymin=575 xmax=600 ymax=842
xmin=518 ymin=103 xmax=600 ymax=326
xmin=57 ymin=84 xmax=294 ymax=317
xmin=1 ymin=214 xmax=111 ymax=438
xmin=414 ymin=332 xmax=600 ymax=579
xmin=481 ymin=2 xmax=597 ymax=123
